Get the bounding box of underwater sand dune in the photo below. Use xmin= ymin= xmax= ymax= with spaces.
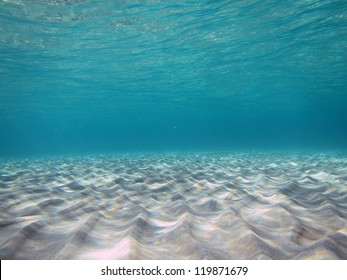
xmin=0 ymin=153 xmax=346 ymax=259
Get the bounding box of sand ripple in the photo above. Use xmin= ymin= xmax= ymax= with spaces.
xmin=0 ymin=153 xmax=346 ymax=259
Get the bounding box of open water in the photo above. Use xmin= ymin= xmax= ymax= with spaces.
xmin=0 ymin=0 xmax=346 ymax=259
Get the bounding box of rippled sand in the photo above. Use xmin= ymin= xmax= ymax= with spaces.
xmin=0 ymin=153 xmax=346 ymax=259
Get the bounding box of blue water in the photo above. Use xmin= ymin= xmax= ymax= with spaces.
xmin=1 ymin=1 xmax=347 ymax=261
xmin=1 ymin=0 xmax=347 ymax=157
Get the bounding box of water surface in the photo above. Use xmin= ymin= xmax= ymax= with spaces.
xmin=0 ymin=0 xmax=346 ymax=155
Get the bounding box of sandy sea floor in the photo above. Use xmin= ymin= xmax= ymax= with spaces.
xmin=0 ymin=153 xmax=346 ymax=259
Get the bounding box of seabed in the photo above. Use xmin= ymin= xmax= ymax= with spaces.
xmin=0 ymin=153 xmax=346 ymax=259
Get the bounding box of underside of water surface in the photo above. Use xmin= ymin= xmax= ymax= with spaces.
xmin=0 ymin=0 xmax=347 ymax=259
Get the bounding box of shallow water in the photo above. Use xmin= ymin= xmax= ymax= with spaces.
xmin=1 ymin=1 xmax=347 ymax=259
xmin=1 ymin=0 xmax=347 ymax=155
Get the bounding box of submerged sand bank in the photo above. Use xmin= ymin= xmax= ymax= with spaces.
xmin=0 ymin=153 xmax=346 ymax=259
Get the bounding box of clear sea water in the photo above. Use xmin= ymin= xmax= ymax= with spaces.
xmin=1 ymin=0 xmax=347 ymax=157
xmin=1 ymin=1 xmax=347 ymax=261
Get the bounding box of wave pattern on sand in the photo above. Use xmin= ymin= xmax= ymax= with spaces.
xmin=0 ymin=153 xmax=346 ymax=259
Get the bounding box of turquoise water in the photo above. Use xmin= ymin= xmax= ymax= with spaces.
xmin=1 ymin=1 xmax=347 ymax=260
xmin=1 ymin=0 xmax=347 ymax=156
